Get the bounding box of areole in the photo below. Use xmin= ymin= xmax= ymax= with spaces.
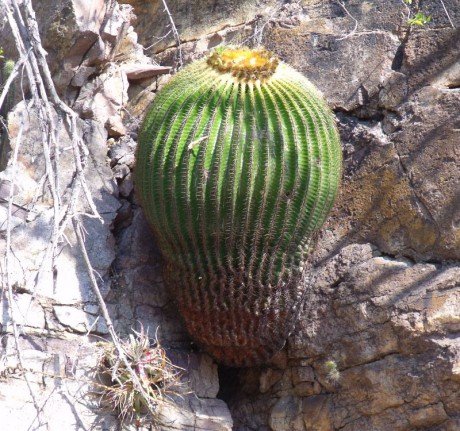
xmin=135 ymin=46 xmax=342 ymax=367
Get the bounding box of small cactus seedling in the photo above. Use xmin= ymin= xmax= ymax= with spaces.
xmin=96 ymin=327 xmax=183 ymax=423
xmin=135 ymin=47 xmax=342 ymax=366
xmin=325 ymin=360 xmax=340 ymax=382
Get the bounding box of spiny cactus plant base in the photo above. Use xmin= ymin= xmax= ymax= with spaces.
xmin=135 ymin=47 xmax=342 ymax=367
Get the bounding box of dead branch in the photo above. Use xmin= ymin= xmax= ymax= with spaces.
xmin=439 ymin=0 xmax=455 ymax=29
xmin=20 ymin=0 xmax=102 ymax=222
xmin=335 ymin=0 xmax=359 ymax=40
xmin=248 ymin=6 xmax=281 ymax=47
xmin=144 ymin=29 xmax=173 ymax=51
xmin=0 ymin=53 xmax=28 ymax=112
xmin=161 ymin=0 xmax=183 ymax=68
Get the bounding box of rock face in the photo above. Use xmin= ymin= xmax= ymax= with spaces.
xmin=123 ymin=0 xmax=460 ymax=429
xmin=0 ymin=0 xmax=459 ymax=430
xmin=230 ymin=246 xmax=460 ymax=430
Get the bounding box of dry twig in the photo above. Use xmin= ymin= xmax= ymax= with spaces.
xmin=439 ymin=0 xmax=455 ymax=28
xmin=335 ymin=0 xmax=359 ymax=40
xmin=161 ymin=0 xmax=183 ymax=68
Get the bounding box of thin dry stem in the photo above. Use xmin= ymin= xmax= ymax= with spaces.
xmin=336 ymin=0 xmax=359 ymax=40
xmin=0 ymin=53 xmax=27 ymax=112
xmin=161 ymin=0 xmax=183 ymax=68
xmin=439 ymin=0 xmax=455 ymax=28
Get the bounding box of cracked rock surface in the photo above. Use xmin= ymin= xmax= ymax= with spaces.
xmin=0 ymin=0 xmax=459 ymax=430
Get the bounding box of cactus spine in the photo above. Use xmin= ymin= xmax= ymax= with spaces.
xmin=135 ymin=47 xmax=342 ymax=366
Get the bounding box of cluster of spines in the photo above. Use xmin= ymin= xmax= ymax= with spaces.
xmin=136 ymin=48 xmax=341 ymax=366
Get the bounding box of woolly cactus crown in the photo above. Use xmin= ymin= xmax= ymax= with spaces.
xmin=135 ymin=47 xmax=342 ymax=367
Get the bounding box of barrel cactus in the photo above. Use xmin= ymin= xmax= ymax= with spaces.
xmin=135 ymin=47 xmax=342 ymax=367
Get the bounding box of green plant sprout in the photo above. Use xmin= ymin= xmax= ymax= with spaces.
xmin=408 ymin=12 xmax=432 ymax=26
xmin=325 ymin=360 xmax=341 ymax=382
xmin=403 ymin=0 xmax=432 ymax=27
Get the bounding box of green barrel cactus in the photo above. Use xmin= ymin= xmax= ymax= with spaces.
xmin=135 ymin=47 xmax=342 ymax=366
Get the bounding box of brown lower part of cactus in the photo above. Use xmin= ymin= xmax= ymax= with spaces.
xmin=165 ymin=265 xmax=310 ymax=367
xmin=181 ymin=306 xmax=290 ymax=367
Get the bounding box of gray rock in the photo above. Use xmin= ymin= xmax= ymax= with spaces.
xmin=1 ymin=293 xmax=46 ymax=332
xmin=101 ymin=2 xmax=131 ymax=44
xmin=70 ymin=65 xmax=97 ymax=87
xmin=106 ymin=114 xmax=128 ymax=137
xmin=0 ymin=334 xmax=117 ymax=430
xmin=42 ymin=0 xmax=108 ymax=93
xmin=0 ymin=102 xmax=119 ymax=302
xmin=53 ymin=305 xmax=108 ymax=334
xmin=121 ymin=64 xmax=171 ymax=80
xmin=187 ymin=353 xmax=219 ymax=398
xmin=156 ymin=396 xmax=233 ymax=431
xmin=73 ymin=63 xmax=129 ymax=125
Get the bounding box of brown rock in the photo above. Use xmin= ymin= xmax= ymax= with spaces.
xmin=43 ymin=0 xmax=108 ymax=92
xmin=122 ymin=0 xmax=281 ymax=54
xmin=408 ymin=403 xmax=449 ymax=428
xmin=260 ymin=368 xmax=283 ymax=393
xmin=121 ymin=63 xmax=171 ymax=80
xmin=302 ymin=396 xmax=334 ymax=431
xmin=291 ymin=366 xmax=315 ymax=385
xmin=269 ymin=396 xmax=303 ymax=431
xmin=106 ymin=115 xmax=127 ymax=137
